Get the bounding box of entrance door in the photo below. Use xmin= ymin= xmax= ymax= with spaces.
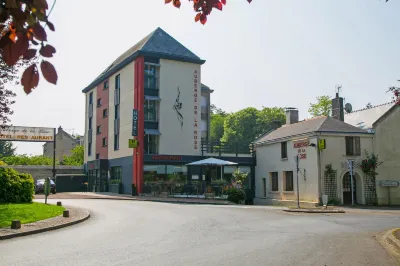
xmin=342 ymin=172 xmax=356 ymax=204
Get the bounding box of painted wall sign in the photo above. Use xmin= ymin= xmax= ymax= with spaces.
xmin=380 ymin=180 xmax=399 ymax=187
xmin=151 ymin=155 xmax=183 ymax=161
xmin=132 ymin=109 xmax=138 ymax=136
xmin=293 ymin=138 xmax=309 ymax=159
xmin=193 ymin=70 xmax=199 ymax=151
xmin=0 ymin=126 xmax=54 ymax=142
xmin=173 ymin=87 xmax=183 ymax=129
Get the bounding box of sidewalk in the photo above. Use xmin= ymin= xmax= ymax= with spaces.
xmin=35 ymin=192 xmax=234 ymax=205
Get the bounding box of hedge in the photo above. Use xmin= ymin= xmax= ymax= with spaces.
xmin=0 ymin=168 xmax=34 ymax=203
xmin=226 ymin=187 xmax=246 ymax=204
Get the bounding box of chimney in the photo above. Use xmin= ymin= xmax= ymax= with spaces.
xmin=285 ymin=108 xmax=299 ymax=125
xmin=331 ymin=93 xmax=344 ymax=121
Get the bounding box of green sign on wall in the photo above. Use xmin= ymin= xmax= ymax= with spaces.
xmin=129 ymin=139 xmax=138 ymax=148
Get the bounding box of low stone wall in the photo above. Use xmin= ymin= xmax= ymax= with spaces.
xmin=0 ymin=165 xmax=84 ymax=181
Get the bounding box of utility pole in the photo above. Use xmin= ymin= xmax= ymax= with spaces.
xmin=295 ymin=155 xmax=300 ymax=208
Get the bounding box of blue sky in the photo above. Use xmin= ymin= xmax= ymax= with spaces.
xmin=7 ymin=0 xmax=400 ymax=155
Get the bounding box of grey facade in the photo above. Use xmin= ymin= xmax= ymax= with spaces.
xmin=43 ymin=126 xmax=83 ymax=162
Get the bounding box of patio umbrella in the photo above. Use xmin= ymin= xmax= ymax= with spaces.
xmin=187 ymin=158 xmax=238 ymax=182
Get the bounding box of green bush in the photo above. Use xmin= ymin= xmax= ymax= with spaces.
xmin=226 ymin=187 xmax=246 ymax=204
xmin=0 ymin=168 xmax=34 ymax=203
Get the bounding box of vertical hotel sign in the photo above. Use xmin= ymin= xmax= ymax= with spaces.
xmin=193 ymin=70 xmax=199 ymax=151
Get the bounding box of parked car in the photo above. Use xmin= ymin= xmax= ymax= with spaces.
xmin=35 ymin=179 xmax=56 ymax=194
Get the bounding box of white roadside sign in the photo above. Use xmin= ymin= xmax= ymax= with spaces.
xmin=380 ymin=180 xmax=399 ymax=187
xmin=0 ymin=126 xmax=54 ymax=142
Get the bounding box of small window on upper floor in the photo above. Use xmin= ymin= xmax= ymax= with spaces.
xmin=345 ymin=136 xmax=361 ymax=156
xmin=281 ymin=142 xmax=288 ymax=159
xmin=96 ymin=153 xmax=100 ymax=159
xmin=115 ymin=74 xmax=120 ymax=90
xmin=89 ymin=92 xmax=93 ymax=104
xmin=97 ymin=98 xmax=102 ymax=107
xmin=102 ymin=137 xmax=108 ymax=147
xmin=103 ymin=108 xmax=108 ymax=118
xmin=96 ymin=125 xmax=101 ymax=135
xmin=104 ymin=80 xmax=109 ymax=90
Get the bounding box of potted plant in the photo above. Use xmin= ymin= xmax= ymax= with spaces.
xmin=109 ymin=179 xmax=121 ymax=194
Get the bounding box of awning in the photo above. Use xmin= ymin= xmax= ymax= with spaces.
xmin=144 ymin=95 xmax=161 ymax=101
xmin=144 ymin=129 xmax=161 ymax=135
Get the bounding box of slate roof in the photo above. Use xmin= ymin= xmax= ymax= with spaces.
xmin=82 ymin=28 xmax=205 ymax=93
xmin=254 ymin=116 xmax=370 ymax=144
xmin=344 ymin=101 xmax=396 ymax=130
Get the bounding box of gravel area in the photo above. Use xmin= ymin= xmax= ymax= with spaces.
xmin=0 ymin=205 xmax=90 ymax=240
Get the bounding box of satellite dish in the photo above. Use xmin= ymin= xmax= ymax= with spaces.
xmin=345 ymin=103 xmax=353 ymax=113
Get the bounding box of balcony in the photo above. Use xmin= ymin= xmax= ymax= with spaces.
xmin=201 ymin=140 xmax=254 ymax=157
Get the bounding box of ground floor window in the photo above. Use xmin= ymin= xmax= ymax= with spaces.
xmin=111 ymin=166 xmax=122 ymax=181
xmin=144 ymin=134 xmax=158 ymax=154
xmin=284 ymin=171 xmax=294 ymax=191
xmin=270 ymin=172 xmax=278 ymax=191
xmin=144 ymin=165 xmax=187 ymax=184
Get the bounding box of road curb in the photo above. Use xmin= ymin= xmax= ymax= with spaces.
xmin=376 ymin=228 xmax=400 ymax=264
xmin=82 ymin=196 xmax=233 ymax=205
xmin=0 ymin=207 xmax=90 ymax=240
xmin=283 ymin=209 xmax=345 ymax=213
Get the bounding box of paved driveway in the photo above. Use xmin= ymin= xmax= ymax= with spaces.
xmin=1 ymin=199 xmax=399 ymax=266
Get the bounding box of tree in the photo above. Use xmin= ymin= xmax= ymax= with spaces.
xmin=165 ymin=0 xmax=252 ymax=24
xmin=1 ymin=154 xmax=56 ymax=165
xmin=308 ymin=96 xmax=332 ymax=117
xmin=388 ymin=81 xmax=400 ymax=105
xmin=63 ymin=145 xmax=84 ymax=166
xmin=0 ymin=141 xmax=16 ymax=157
xmin=209 ymin=104 xmax=229 ymax=141
xmin=221 ymin=107 xmax=285 ymax=145
xmin=366 ymin=102 xmax=373 ymax=109
xmin=0 ymin=0 xmax=58 ymax=95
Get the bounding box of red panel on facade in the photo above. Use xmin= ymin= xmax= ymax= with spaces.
xmin=95 ymin=82 xmax=109 ymax=159
xmin=133 ymin=57 xmax=144 ymax=194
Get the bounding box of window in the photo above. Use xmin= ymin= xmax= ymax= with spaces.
xmin=96 ymin=125 xmax=101 ymax=135
xmin=114 ymin=134 xmax=119 ymax=150
xmin=262 ymin=178 xmax=267 ymax=197
xmin=103 ymin=108 xmax=108 ymax=118
xmin=115 ymin=74 xmax=120 ymax=90
xmin=281 ymin=142 xmax=287 ymax=159
xmin=104 ymin=80 xmax=109 ymax=90
xmin=144 ymin=100 xmax=157 ymax=121
xmin=89 ymin=92 xmax=93 ymax=104
xmin=270 ymin=172 xmax=279 ymax=192
xmin=144 ymin=134 xmax=158 ymax=154
xmin=284 ymin=171 xmax=294 ymax=191
xmin=89 ymin=117 xmax=92 ymax=130
xmin=114 ymin=105 xmax=120 ymax=119
xmin=97 ymin=98 xmax=102 ymax=107
xmin=88 ymin=143 xmax=92 ymax=156
xmin=96 ymin=153 xmax=100 ymax=159
xmin=102 ymin=137 xmax=107 ymax=147
xmin=144 ymin=64 xmax=158 ymax=90
xmin=345 ymin=136 xmax=361 ymax=156
xmin=110 ymin=166 xmax=122 ymax=180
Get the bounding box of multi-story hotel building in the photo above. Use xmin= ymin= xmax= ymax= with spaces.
xmin=82 ymin=28 xmax=254 ymax=194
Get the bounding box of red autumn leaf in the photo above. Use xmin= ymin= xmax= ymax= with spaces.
xmin=195 ymin=13 xmax=201 ymax=22
xmin=1 ymin=33 xmax=29 ymax=66
xmin=221 ymin=0 xmax=226 ymax=4
xmin=32 ymin=23 xmax=47 ymax=41
xmin=47 ymin=21 xmax=55 ymax=31
xmin=215 ymin=2 xmax=223 ymax=10
xmin=248 ymin=0 xmax=252 ymax=3
xmin=165 ymin=0 xmax=172 ymax=3
xmin=40 ymin=60 xmax=58 ymax=85
xmin=23 ymin=49 xmax=37 ymax=60
xmin=21 ymin=64 xmax=40 ymax=94
xmin=39 ymin=44 xmax=56 ymax=57
xmin=200 ymin=14 xmax=207 ymax=25
xmin=173 ymin=0 xmax=181 ymax=8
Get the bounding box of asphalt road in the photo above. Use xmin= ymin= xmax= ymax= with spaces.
xmin=1 ymin=199 xmax=399 ymax=266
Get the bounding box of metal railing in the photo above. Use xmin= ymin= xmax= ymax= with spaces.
xmin=201 ymin=140 xmax=254 ymax=156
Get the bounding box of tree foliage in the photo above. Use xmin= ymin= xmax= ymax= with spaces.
xmin=220 ymin=107 xmax=285 ymax=145
xmin=0 ymin=154 xmax=56 ymax=165
xmin=0 ymin=141 xmax=16 ymax=157
xmin=62 ymin=145 xmax=83 ymax=166
xmin=209 ymin=104 xmax=229 ymax=141
xmin=308 ymin=95 xmax=332 ymax=117
xmin=0 ymin=0 xmax=58 ymax=96
xmin=165 ymin=0 xmax=252 ymax=25
xmin=388 ymin=81 xmax=400 ymax=105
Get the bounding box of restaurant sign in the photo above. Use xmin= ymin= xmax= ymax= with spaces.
xmin=293 ymin=138 xmax=309 ymax=159
xmin=0 ymin=126 xmax=54 ymax=142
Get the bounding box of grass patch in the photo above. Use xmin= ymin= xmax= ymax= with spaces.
xmin=0 ymin=202 xmax=65 ymax=228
